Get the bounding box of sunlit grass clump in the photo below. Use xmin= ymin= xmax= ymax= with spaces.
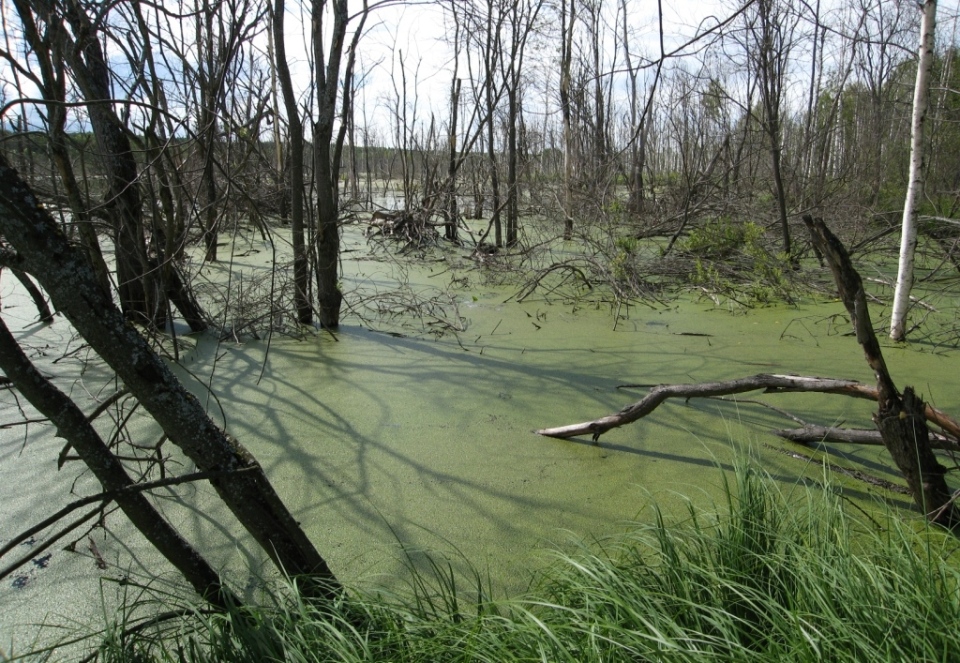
xmin=93 ymin=465 xmax=960 ymax=662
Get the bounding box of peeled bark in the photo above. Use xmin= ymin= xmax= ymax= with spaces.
xmin=0 ymin=154 xmax=342 ymax=599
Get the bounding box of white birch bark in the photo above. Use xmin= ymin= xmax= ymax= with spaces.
xmin=891 ymin=0 xmax=937 ymax=341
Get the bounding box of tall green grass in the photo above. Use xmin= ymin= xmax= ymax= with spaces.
xmin=40 ymin=464 xmax=960 ymax=662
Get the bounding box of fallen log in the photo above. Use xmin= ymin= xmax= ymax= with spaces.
xmin=772 ymin=424 xmax=960 ymax=451
xmin=536 ymin=373 xmax=960 ymax=442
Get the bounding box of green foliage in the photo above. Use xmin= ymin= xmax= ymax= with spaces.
xmin=610 ymin=236 xmax=640 ymax=285
xmin=683 ymin=217 xmax=763 ymax=259
xmin=605 ymin=197 xmax=627 ymax=215
xmin=78 ymin=463 xmax=960 ymax=662
xmin=681 ymin=218 xmax=794 ymax=306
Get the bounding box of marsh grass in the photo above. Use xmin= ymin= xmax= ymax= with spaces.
xmin=69 ymin=464 xmax=960 ymax=662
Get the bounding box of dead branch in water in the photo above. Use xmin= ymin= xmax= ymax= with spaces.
xmin=538 ymin=218 xmax=960 ymax=528
xmin=772 ymin=424 xmax=959 ymax=451
xmin=536 ymin=373 xmax=960 ymax=443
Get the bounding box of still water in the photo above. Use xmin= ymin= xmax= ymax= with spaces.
xmin=1 ymin=222 xmax=957 ymax=654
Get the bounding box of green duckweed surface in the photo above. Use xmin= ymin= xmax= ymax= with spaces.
xmin=2 ymin=223 xmax=958 ymax=655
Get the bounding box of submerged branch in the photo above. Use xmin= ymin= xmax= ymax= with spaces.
xmin=772 ymin=424 xmax=960 ymax=451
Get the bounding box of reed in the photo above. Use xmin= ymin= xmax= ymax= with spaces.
xmin=73 ymin=462 xmax=960 ymax=662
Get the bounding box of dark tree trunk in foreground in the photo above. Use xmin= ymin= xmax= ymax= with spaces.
xmin=0 ymin=315 xmax=234 ymax=607
xmin=803 ymin=215 xmax=958 ymax=527
xmin=0 ymin=154 xmax=343 ymax=599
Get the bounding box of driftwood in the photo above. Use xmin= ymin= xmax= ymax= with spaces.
xmin=537 ymin=373 xmax=960 ymax=443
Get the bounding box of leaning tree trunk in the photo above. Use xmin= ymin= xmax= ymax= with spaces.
xmin=0 ymin=154 xmax=343 ymax=600
xmin=0 ymin=316 xmax=234 ymax=607
xmin=804 ymin=215 xmax=958 ymax=528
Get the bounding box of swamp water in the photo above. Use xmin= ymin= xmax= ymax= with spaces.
xmin=2 ymin=222 xmax=958 ymax=655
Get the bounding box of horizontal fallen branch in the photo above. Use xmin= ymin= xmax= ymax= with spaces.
xmin=536 ymin=373 xmax=960 ymax=443
xmin=772 ymin=425 xmax=960 ymax=451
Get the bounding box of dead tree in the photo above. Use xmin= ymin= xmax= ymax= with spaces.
xmin=0 ymin=154 xmax=344 ymax=600
xmin=804 ymin=215 xmax=958 ymax=527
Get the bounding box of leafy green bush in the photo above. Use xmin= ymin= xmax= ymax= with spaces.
xmin=681 ymin=218 xmax=794 ymax=305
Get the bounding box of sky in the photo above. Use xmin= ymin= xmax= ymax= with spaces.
xmin=2 ymin=0 xmax=958 ymax=145
xmin=269 ymin=0 xmax=732 ymax=142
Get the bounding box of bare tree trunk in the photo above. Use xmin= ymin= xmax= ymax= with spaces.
xmin=53 ymin=0 xmax=160 ymax=324
xmin=198 ymin=0 xmax=220 ymax=263
xmin=311 ymin=0 xmax=367 ymax=329
xmin=8 ymin=0 xmax=112 ymax=297
xmin=754 ymin=0 xmax=793 ymax=258
xmin=891 ymin=0 xmax=937 ymax=341
xmin=447 ymin=76 xmax=461 ymax=242
xmin=274 ymin=0 xmax=312 ymax=325
xmin=482 ymin=1 xmax=503 ymax=248
xmin=503 ymin=0 xmax=543 ymax=248
xmin=560 ymin=0 xmax=576 ymax=240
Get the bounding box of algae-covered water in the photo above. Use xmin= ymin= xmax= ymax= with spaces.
xmin=2 ymin=222 xmax=958 ymax=655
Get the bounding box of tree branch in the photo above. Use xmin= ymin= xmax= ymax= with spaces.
xmin=537 ymin=373 xmax=960 ymax=442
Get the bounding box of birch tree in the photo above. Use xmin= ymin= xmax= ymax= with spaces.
xmin=890 ymin=0 xmax=937 ymax=342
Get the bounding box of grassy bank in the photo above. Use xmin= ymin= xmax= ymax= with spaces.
xmin=59 ymin=462 xmax=958 ymax=663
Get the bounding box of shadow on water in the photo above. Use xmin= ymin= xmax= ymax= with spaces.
xmin=2 ymin=230 xmax=954 ymax=654
xmin=163 ymin=294 xmax=940 ymax=591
